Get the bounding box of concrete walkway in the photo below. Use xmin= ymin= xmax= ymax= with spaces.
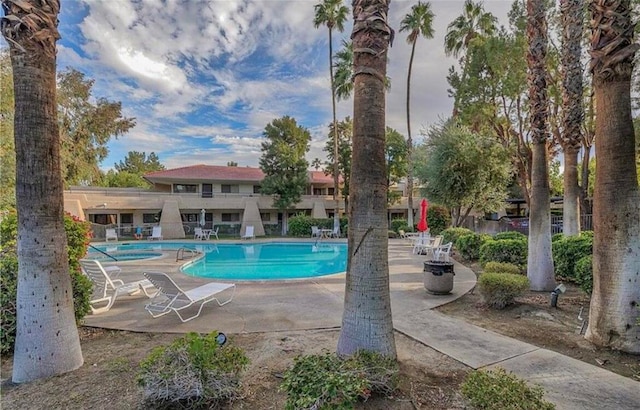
xmin=84 ymin=239 xmax=640 ymax=410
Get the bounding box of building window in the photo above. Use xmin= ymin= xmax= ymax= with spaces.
xmin=120 ymin=213 xmax=133 ymax=224
xmin=90 ymin=214 xmax=117 ymax=225
xmin=221 ymin=213 xmax=240 ymax=222
xmin=313 ymin=188 xmax=322 ymax=195
xmin=181 ymin=213 xmax=198 ymax=223
xmin=260 ymin=212 xmax=270 ymax=221
xmin=143 ymin=213 xmax=161 ymax=223
xmin=253 ymin=185 xmax=261 ymax=194
xmin=173 ymin=184 xmax=198 ymax=193
xmin=328 ymin=187 xmax=335 ymax=195
xmin=221 ymin=184 xmax=239 ymax=193
xmin=202 ymin=184 xmax=213 ymax=198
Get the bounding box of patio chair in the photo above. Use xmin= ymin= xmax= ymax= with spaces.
xmin=210 ymin=226 xmax=219 ymax=240
xmin=80 ymin=259 xmax=156 ymax=314
xmin=433 ymin=242 xmax=453 ymax=262
xmin=331 ymin=226 xmax=340 ymax=238
xmin=241 ymin=225 xmax=255 ymax=240
xmin=194 ymin=227 xmax=204 ymax=240
xmin=105 ymin=228 xmax=118 ymax=242
xmin=148 ymin=226 xmax=163 ymax=240
xmin=414 ymin=234 xmax=442 ymax=256
xmin=143 ymin=272 xmax=236 ymax=322
xmin=311 ymin=226 xmax=320 ymax=238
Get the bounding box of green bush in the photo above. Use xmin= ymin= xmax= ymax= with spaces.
xmin=461 ymin=368 xmax=555 ymax=410
xmin=478 ymin=272 xmax=529 ymax=309
xmin=281 ymin=350 xmax=398 ymax=410
xmin=456 ymin=233 xmax=491 ymax=261
xmin=391 ymin=218 xmax=411 ymax=233
xmin=479 ymin=239 xmax=528 ymax=268
xmin=288 ymin=215 xmax=348 ymax=237
xmin=494 ymin=231 xmax=527 ymax=241
xmin=0 ymin=212 xmax=93 ymax=356
xmin=426 ymin=205 xmax=451 ymax=235
xmin=575 ymin=255 xmax=593 ymax=294
xmin=441 ymin=227 xmax=474 ymax=247
xmin=138 ymin=332 xmax=249 ymax=409
xmin=551 ymin=233 xmax=564 ymax=242
xmin=483 ymin=261 xmax=522 ymax=275
xmin=552 ymin=235 xmax=593 ymax=282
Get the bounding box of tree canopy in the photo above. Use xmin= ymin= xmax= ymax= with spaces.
xmin=415 ymin=120 xmax=511 ymax=226
xmin=259 ymin=116 xmax=311 ymax=210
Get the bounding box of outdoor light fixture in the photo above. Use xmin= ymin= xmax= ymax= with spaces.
xmin=550 ymin=283 xmax=566 ymax=308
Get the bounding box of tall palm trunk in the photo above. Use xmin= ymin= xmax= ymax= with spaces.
xmin=2 ymin=0 xmax=84 ymax=382
xmin=406 ymin=40 xmax=416 ymax=229
xmin=526 ymin=0 xmax=556 ymax=291
xmin=337 ymin=0 xmax=396 ymax=359
xmin=585 ymin=0 xmax=640 ymax=353
xmin=329 ymin=27 xmax=341 ymax=230
xmin=560 ymin=0 xmax=584 ymax=236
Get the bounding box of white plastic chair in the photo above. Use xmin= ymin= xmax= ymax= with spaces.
xmin=143 ymin=272 xmax=235 ymax=322
xmin=80 ymin=259 xmax=155 ymax=314
xmin=241 ymin=225 xmax=255 ymax=240
xmin=311 ymin=226 xmax=320 ymax=238
xmin=194 ymin=227 xmax=204 ymax=240
xmin=148 ymin=226 xmax=163 ymax=240
xmin=210 ymin=226 xmax=219 ymax=240
xmin=433 ymin=242 xmax=453 ymax=262
xmin=105 ymin=228 xmax=118 ymax=242
xmin=414 ymin=234 xmax=441 ymax=256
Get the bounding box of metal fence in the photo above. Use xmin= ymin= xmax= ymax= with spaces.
xmin=461 ymin=214 xmax=594 ymax=236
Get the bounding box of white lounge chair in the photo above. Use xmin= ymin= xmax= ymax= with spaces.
xmin=80 ymin=259 xmax=156 ymax=314
xmin=433 ymin=242 xmax=453 ymax=262
xmin=210 ymin=226 xmax=219 ymax=240
xmin=105 ymin=228 xmax=118 ymax=242
xmin=148 ymin=226 xmax=163 ymax=240
xmin=241 ymin=225 xmax=255 ymax=240
xmin=143 ymin=272 xmax=236 ymax=322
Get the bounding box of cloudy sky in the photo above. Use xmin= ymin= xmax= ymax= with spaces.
xmin=52 ymin=0 xmax=512 ymax=170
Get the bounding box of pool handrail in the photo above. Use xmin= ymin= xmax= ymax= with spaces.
xmin=88 ymin=244 xmax=119 ymax=261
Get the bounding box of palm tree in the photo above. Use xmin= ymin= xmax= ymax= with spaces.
xmin=1 ymin=0 xmax=84 ymax=382
xmin=525 ymin=0 xmax=556 ymax=291
xmin=337 ymin=0 xmax=396 ymax=359
xmin=333 ymin=40 xmax=354 ymax=101
xmin=314 ymin=0 xmax=349 ymax=234
xmin=585 ymin=0 xmax=640 ymax=354
xmin=400 ymin=1 xmax=435 ymax=231
xmin=444 ymin=0 xmax=497 ymax=114
xmin=559 ymin=0 xmax=585 ymax=236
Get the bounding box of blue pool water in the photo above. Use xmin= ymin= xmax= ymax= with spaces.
xmin=86 ymin=251 xmax=162 ymax=262
xmin=89 ymin=242 xmax=348 ymax=281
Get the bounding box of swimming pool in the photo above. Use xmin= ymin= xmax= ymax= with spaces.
xmin=85 ymin=251 xmax=162 ymax=262
xmin=88 ymin=242 xmax=348 ymax=280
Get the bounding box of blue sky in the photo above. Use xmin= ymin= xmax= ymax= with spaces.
xmin=16 ymin=0 xmax=512 ymax=170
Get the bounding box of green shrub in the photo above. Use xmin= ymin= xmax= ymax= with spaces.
xmin=483 ymin=261 xmax=522 ymax=275
xmin=478 ymin=272 xmax=529 ymax=309
xmin=552 ymin=235 xmax=593 ymax=282
xmin=494 ymin=231 xmax=527 ymax=241
xmin=426 ymin=205 xmax=451 ymax=235
xmin=479 ymin=239 xmax=528 ymax=268
xmin=138 ymin=332 xmax=249 ymax=409
xmin=456 ymin=233 xmax=491 ymax=261
xmin=461 ymin=368 xmax=555 ymax=410
xmin=288 ymin=215 xmax=348 ymax=237
xmin=0 ymin=212 xmax=93 ymax=356
xmin=391 ymin=218 xmax=411 ymax=233
xmin=281 ymin=350 xmax=398 ymax=410
xmin=441 ymin=227 xmax=474 ymax=246
xmin=551 ymin=233 xmax=564 ymax=242
xmin=575 ymin=255 xmax=593 ymax=294
xmin=580 ymin=230 xmax=594 ymax=238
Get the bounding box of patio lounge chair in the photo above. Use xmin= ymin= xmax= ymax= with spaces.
xmin=105 ymin=228 xmax=118 ymax=242
xmin=210 ymin=226 xmax=219 ymax=240
xmin=148 ymin=226 xmax=163 ymax=240
xmin=241 ymin=225 xmax=255 ymax=240
xmin=433 ymin=242 xmax=453 ymax=262
xmin=80 ymin=259 xmax=156 ymax=314
xmin=143 ymin=272 xmax=236 ymax=322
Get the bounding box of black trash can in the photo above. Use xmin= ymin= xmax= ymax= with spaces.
xmin=423 ymin=261 xmax=455 ymax=295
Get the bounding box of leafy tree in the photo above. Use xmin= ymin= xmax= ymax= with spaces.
xmin=1 ymin=0 xmax=83 ymax=382
xmin=259 ymin=116 xmax=311 ymax=234
xmin=400 ymin=1 xmax=435 ymax=229
xmin=58 ymin=68 xmax=135 ymax=186
xmin=102 ymin=170 xmax=149 ymax=188
xmin=585 ymin=0 xmax=640 ymax=354
xmin=324 ymin=117 xmax=353 ymax=211
xmin=415 ymin=121 xmax=511 ymax=226
xmin=227 ymin=161 xmax=238 ymax=167
xmin=385 ymin=127 xmax=408 ymax=205
xmin=0 ymin=50 xmax=15 ymax=209
xmin=548 ymin=160 xmax=564 ymax=197
xmin=314 ymin=0 xmax=349 ymax=232
xmin=114 ymin=151 xmax=164 ymax=174
xmin=337 ymin=0 xmax=396 ymax=359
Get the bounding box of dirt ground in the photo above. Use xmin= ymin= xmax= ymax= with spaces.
xmin=2 ymin=261 xmax=639 ymax=409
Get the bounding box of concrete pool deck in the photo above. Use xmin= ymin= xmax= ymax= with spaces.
xmin=84 ymin=238 xmax=640 ymax=410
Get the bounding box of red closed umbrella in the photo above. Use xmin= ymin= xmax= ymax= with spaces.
xmin=417 ymin=199 xmax=429 ymax=232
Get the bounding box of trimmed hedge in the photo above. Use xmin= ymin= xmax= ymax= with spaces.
xmin=483 ymin=261 xmax=522 ymax=275
xmin=287 ymin=215 xmax=347 ymax=237
xmin=441 ymin=227 xmax=474 ymax=247
xmin=494 ymin=231 xmax=527 ymax=241
xmin=575 ymin=255 xmax=593 ymax=294
xmin=426 ymin=205 xmax=451 ymax=235
xmin=552 ymin=235 xmax=593 ymax=282
xmin=479 ymin=239 xmax=528 ymax=268
xmin=478 ymin=272 xmax=530 ymax=309
xmin=456 ymin=233 xmax=491 ymax=261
